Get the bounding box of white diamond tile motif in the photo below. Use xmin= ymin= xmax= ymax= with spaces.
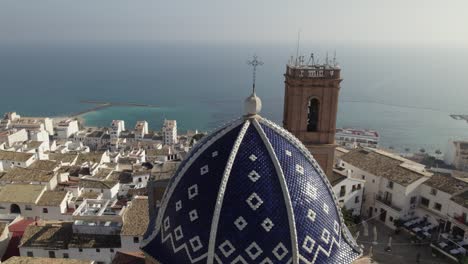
xmin=189 ymin=236 xmax=203 ymax=252
xmin=323 ymin=203 xmax=329 ymax=214
xmin=219 ymin=240 xmax=236 ymax=258
xmin=163 ymin=217 xmax=170 ymax=231
xmin=249 ymin=154 xmax=258 ymax=162
xmin=188 ymin=184 xmax=199 ymax=199
xmin=285 ymin=150 xmax=292 ymax=157
xmin=272 ymin=242 xmax=288 ymax=260
xmin=261 ymin=218 xmax=274 ymax=232
xmin=245 ymin=242 xmax=263 ymax=260
xmin=309 ymin=185 xmax=318 ymax=200
xmin=234 ymin=216 xmax=248 ymax=231
xmin=248 ymin=170 xmax=261 ymax=183
xmin=296 ymin=164 xmax=304 ymax=175
xmin=232 ymin=255 xmax=248 ymax=264
xmin=174 ymin=226 xmax=183 ymax=241
xmin=334 ymin=220 xmax=340 ymax=234
xmin=321 ymin=229 xmax=330 ymax=244
xmin=200 ymin=165 xmax=209 ymax=175
xmin=307 ymin=209 xmax=316 ymax=222
xmin=189 ymin=209 xmax=198 ymax=222
xmin=302 ymin=236 xmax=315 ymax=253
xmin=212 ymin=151 xmax=218 ymax=157
xmin=246 ymin=193 xmax=264 ymax=211
xmin=175 ymin=200 xmax=182 ymax=211
xmin=260 ymin=258 xmax=274 ymax=264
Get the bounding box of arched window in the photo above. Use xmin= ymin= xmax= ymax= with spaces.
xmin=307 ymin=98 xmax=320 ymax=132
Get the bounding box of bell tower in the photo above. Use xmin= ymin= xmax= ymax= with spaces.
xmin=283 ymin=54 xmax=341 ymax=177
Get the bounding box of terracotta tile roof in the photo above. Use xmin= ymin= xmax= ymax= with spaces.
xmin=20 ymin=223 xmax=72 ymax=249
xmin=69 ymin=234 xmax=121 ymax=248
xmin=48 ymin=153 xmax=77 ymax=164
xmin=79 ymin=179 xmax=118 ymax=189
xmin=452 ymin=190 xmax=468 ymax=209
xmin=76 ymin=152 xmax=105 ymax=164
xmin=424 ymin=173 xmax=468 ymax=194
xmin=121 ymin=197 xmax=149 ymax=236
xmin=29 ymin=160 xmax=59 ymax=171
xmin=0 ymin=184 xmax=44 ymax=204
xmin=341 ymin=148 xmax=429 ymax=186
xmin=112 ymin=251 xmax=145 ymax=264
xmin=1 ymin=168 xmax=55 ymax=183
xmin=37 ymin=191 xmax=68 ymax=206
xmin=0 ymin=150 xmax=34 ymax=162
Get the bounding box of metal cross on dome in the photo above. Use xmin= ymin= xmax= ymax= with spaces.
xmin=247 ymin=55 xmax=263 ymax=94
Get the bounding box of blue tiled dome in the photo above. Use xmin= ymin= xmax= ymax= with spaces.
xmin=142 ymin=115 xmax=361 ymax=264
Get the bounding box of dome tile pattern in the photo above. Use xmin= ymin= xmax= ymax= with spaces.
xmin=142 ymin=117 xmax=361 ymax=264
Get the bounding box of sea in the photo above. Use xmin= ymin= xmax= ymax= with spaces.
xmin=1 ymin=43 xmax=468 ymax=154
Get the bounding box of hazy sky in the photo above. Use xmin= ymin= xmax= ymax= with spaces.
xmin=1 ymin=0 xmax=467 ymax=46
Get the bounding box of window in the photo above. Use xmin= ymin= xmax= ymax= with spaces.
xmin=339 ymin=186 xmax=346 ymax=197
xmin=110 ymin=248 xmax=114 ymax=253
xmin=430 ymin=188 xmax=438 ymax=196
xmin=307 ymin=98 xmax=320 ymax=132
xmin=43 ymin=208 xmax=48 ymax=213
xmin=372 ymin=179 xmax=375 ymax=183
xmin=79 ymin=248 xmax=83 ymax=252
xmin=420 ymin=197 xmax=430 ymax=207
xmin=63 ymin=253 xmax=69 ymax=258
xmin=96 ymin=248 xmax=100 ymax=253
xmin=138 ymin=178 xmax=142 ymax=182
xmin=389 ymin=216 xmax=394 ymax=222
xmin=355 ymin=196 xmax=360 ymax=203
xmin=357 ymin=184 xmax=362 ymax=190
xmin=434 ymin=202 xmax=442 ymax=211
xmin=387 ymin=181 xmax=394 ymax=189
xmin=25 ymin=205 xmax=32 ymax=211
xmin=361 ymin=175 xmax=365 ymax=180
xmin=134 ymin=236 xmax=140 ymax=243
xmin=27 ymin=251 xmax=33 ymax=257
xmin=410 ymin=196 xmax=417 ymax=204
xmin=49 ymin=251 xmax=55 ymax=258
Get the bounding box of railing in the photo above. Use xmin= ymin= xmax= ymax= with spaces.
xmin=376 ymin=195 xmax=402 ymax=212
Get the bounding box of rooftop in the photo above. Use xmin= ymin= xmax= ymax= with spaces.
xmin=3 ymin=257 xmax=92 ymax=264
xmin=69 ymin=233 xmax=121 ymax=248
xmin=341 ymin=148 xmax=430 ymax=186
xmin=424 ymin=173 xmax=468 ymax=194
xmin=121 ymin=196 xmax=149 ymax=236
xmin=1 ymin=168 xmax=55 ymax=183
xmin=0 ymin=150 xmax=34 ymax=162
xmin=20 ymin=223 xmax=73 ymax=249
xmin=28 ymin=160 xmax=59 ymax=171
xmin=79 ymin=179 xmax=118 ymax=189
xmin=452 ymin=190 xmax=468 ymax=209
xmin=0 ymin=184 xmax=44 ymax=204
xmin=48 ymin=153 xmax=78 ymax=164
xmin=94 ymin=168 xmax=113 ymax=179
xmin=37 ymin=191 xmax=68 ymax=207
xmin=330 ymin=168 xmax=347 ymax=186
xmin=76 ymin=152 xmax=105 ymax=164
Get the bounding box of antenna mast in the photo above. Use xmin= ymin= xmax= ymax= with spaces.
xmin=295 ymin=30 xmax=301 ymax=66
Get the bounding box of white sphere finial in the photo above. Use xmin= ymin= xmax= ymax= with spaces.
xmin=244 ymin=93 xmax=262 ymax=116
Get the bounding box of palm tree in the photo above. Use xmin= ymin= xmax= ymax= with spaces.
xmin=419 ymin=148 xmax=426 ymax=155
xmin=435 ymin=149 xmax=442 ymax=155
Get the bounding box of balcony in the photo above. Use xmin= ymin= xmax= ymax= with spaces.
xmin=450 ymin=214 xmax=468 ymax=229
xmin=376 ymin=195 xmax=402 ymax=212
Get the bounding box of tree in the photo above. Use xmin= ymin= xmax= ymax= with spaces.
xmin=419 ymin=148 xmax=426 ymax=154
xmin=405 ymin=148 xmax=410 ymax=153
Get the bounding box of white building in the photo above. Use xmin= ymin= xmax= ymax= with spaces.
xmin=134 ymin=121 xmax=149 ymax=140
xmin=445 ymin=140 xmax=468 ymax=171
xmin=162 ymin=120 xmax=177 ymax=145
xmin=330 ymin=168 xmax=365 ymax=216
xmin=0 ymin=184 xmax=46 ymax=219
xmin=78 ymin=179 xmax=119 ymax=200
xmin=1 ymin=112 xmax=53 ymax=135
xmin=338 ymin=148 xmax=432 ymax=229
xmin=111 ymin=120 xmax=125 ymax=139
xmin=0 ymin=150 xmax=36 ymax=171
xmin=120 ymin=196 xmax=149 ymax=252
xmin=335 ymin=128 xmax=379 ymax=149
xmin=55 ymin=119 xmax=79 ymax=139
xmin=0 ymin=129 xmax=28 ymax=147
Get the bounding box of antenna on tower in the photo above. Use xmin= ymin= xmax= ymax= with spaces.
xmin=247 ymin=55 xmax=263 ymax=94
xmin=333 ymin=50 xmax=338 ymax=66
xmin=325 ymin=52 xmax=329 ymax=66
xmin=295 ymin=30 xmax=301 ymax=66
